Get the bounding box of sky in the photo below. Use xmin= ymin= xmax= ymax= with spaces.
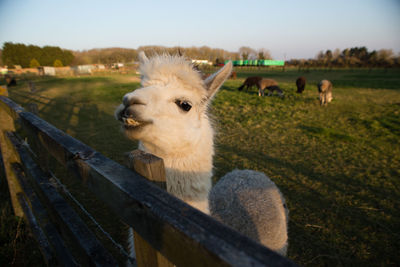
xmin=0 ymin=0 xmax=399 ymax=60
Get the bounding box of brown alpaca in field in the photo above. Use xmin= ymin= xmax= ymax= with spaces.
xmin=238 ymin=76 xmax=263 ymax=91
xmin=257 ymin=78 xmax=284 ymax=97
xmin=5 ymin=75 xmax=17 ymax=87
xmin=296 ymin=76 xmax=306 ymax=93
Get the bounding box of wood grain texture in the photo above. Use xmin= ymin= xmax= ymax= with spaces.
xmin=126 ymin=149 xmax=173 ymax=267
xmin=0 ymin=90 xmax=24 ymax=217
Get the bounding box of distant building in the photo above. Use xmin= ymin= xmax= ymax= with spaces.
xmin=96 ymin=64 xmax=106 ymax=70
xmin=55 ymin=67 xmax=73 ymax=76
xmin=112 ymin=63 xmax=124 ymax=69
xmin=191 ymin=59 xmax=212 ymax=65
xmin=38 ymin=66 xmax=56 ymax=76
xmin=1 ymin=67 xmax=8 ymax=75
xmin=72 ymin=65 xmax=95 ymax=75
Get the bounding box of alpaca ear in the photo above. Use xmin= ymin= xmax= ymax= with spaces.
xmin=204 ymin=61 xmax=233 ymax=99
xmin=138 ymin=51 xmax=149 ymax=64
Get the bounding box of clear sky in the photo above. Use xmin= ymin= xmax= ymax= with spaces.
xmin=0 ymin=0 xmax=399 ymax=59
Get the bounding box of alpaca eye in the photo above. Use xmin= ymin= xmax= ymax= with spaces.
xmin=175 ymin=100 xmax=192 ymax=112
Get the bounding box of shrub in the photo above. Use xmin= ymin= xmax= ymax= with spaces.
xmin=29 ymin=58 xmax=40 ymax=68
xmin=53 ymin=59 xmax=63 ymax=67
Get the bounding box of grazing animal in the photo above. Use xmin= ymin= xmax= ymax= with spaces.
xmin=5 ymin=75 xmax=17 ymax=87
xmin=238 ymin=76 xmax=262 ymax=91
xmin=296 ymin=76 xmax=306 ymax=93
xmin=115 ymin=52 xmax=288 ymax=259
xmin=257 ymin=78 xmax=284 ymax=97
xmin=318 ymin=79 xmax=333 ymax=105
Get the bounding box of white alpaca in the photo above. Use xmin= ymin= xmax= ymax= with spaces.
xmin=115 ymin=52 xmax=288 ymax=259
xmin=115 ymin=52 xmax=226 ymax=213
xmin=318 ymin=79 xmax=333 ymax=105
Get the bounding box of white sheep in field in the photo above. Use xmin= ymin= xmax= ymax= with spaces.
xmin=115 ymin=52 xmax=289 ymax=260
xmin=318 ymin=79 xmax=333 ymax=105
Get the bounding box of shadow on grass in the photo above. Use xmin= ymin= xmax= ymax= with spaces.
xmin=298 ymin=125 xmax=355 ymax=142
xmin=214 ymin=143 xmax=400 ymax=265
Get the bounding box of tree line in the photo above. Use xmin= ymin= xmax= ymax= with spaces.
xmin=2 ymin=42 xmax=74 ymax=68
xmin=287 ymin=47 xmax=400 ymax=68
xmin=1 ymin=42 xmax=399 ymax=68
xmin=1 ymin=43 xmax=268 ymax=67
xmin=72 ymin=46 xmax=272 ymax=65
xmin=72 ymin=45 xmax=243 ymax=65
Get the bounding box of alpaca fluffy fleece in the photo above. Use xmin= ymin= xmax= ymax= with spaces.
xmin=210 ymin=170 xmax=289 ymax=256
xmin=139 ymin=55 xmax=213 ymax=212
xmin=139 ymin=54 xmax=206 ymax=101
xmin=117 ymin=54 xmax=290 ymax=262
xmin=318 ymin=79 xmax=333 ymax=105
xmin=117 ymin=53 xmax=232 ymax=214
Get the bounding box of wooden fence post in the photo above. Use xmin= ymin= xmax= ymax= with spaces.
xmin=0 ymin=86 xmax=24 ymax=217
xmin=125 ymin=149 xmax=174 ymax=267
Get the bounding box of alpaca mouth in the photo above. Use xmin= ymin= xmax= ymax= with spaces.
xmin=121 ymin=116 xmax=151 ymax=129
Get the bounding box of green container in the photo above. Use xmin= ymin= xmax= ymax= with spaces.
xmin=262 ymin=60 xmax=285 ymax=66
xmin=244 ymin=60 xmax=249 ymax=65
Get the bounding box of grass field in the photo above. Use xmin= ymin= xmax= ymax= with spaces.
xmin=1 ymin=68 xmax=400 ymax=266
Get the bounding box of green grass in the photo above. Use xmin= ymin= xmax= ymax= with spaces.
xmin=2 ymin=68 xmax=400 ymax=266
xmin=0 ymin=176 xmax=45 ymax=266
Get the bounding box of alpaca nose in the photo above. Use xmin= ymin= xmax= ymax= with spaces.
xmin=120 ymin=94 xmax=146 ymax=119
xmin=123 ymin=94 xmax=146 ymax=107
xmin=123 ymin=95 xmax=132 ymax=106
xmin=123 ymin=106 xmax=135 ymax=118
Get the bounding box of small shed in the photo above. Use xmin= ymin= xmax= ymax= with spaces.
xmin=38 ymin=66 xmax=56 ymax=76
xmin=72 ymin=65 xmax=95 ymax=75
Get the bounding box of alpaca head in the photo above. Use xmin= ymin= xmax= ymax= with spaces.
xmin=115 ymin=52 xmax=232 ymax=157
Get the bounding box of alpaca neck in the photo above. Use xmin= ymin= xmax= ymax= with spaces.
xmin=138 ymin=129 xmax=213 ymax=214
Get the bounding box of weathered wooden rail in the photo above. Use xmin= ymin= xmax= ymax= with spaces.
xmin=0 ymin=88 xmax=297 ymax=266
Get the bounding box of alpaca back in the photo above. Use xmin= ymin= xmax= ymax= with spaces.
xmin=245 ymin=76 xmax=263 ymax=86
xmin=209 ymin=170 xmax=289 ymax=256
xmin=258 ymin=78 xmax=278 ymax=90
xmin=238 ymin=76 xmax=262 ymax=91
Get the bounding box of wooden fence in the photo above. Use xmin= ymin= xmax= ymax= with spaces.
xmin=0 ymin=88 xmax=296 ymax=266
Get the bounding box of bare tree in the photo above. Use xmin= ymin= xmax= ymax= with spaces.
xmin=239 ymin=46 xmax=257 ymax=60
xmin=377 ymin=49 xmax=395 ymax=67
xmin=258 ymin=48 xmax=272 ymax=60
